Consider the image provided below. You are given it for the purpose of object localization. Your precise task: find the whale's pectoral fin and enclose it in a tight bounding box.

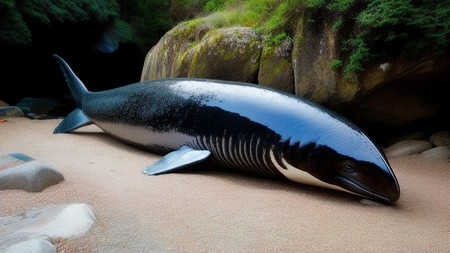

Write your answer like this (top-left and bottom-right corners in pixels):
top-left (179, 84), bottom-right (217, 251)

top-left (53, 109), bottom-right (92, 134)
top-left (143, 146), bottom-right (211, 175)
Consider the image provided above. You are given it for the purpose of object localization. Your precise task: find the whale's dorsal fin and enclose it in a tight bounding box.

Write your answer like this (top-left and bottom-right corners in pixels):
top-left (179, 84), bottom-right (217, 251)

top-left (53, 109), bottom-right (92, 133)
top-left (143, 146), bottom-right (211, 175)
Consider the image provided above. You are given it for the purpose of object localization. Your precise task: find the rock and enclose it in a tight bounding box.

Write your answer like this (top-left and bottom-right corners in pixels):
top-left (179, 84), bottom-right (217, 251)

top-left (0, 106), bottom-right (24, 117)
top-left (187, 27), bottom-right (263, 82)
top-left (142, 24), bottom-right (263, 83)
top-left (5, 238), bottom-right (56, 253)
top-left (16, 97), bottom-right (59, 115)
top-left (15, 97), bottom-right (75, 119)
top-left (384, 140), bottom-right (433, 159)
top-left (292, 15), bottom-right (354, 104)
top-left (0, 203), bottom-right (95, 252)
top-left (382, 132), bottom-right (427, 148)
top-left (141, 12), bottom-right (450, 128)
top-left (342, 81), bottom-right (442, 127)
top-left (0, 100), bottom-right (8, 107)
top-left (429, 131), bottom-right (450, 147)
top-left (141, 22), bottom-right (213, 80)
top-left (0, 153), bottom-right (64, 192)
top-left (19, 204), bottom-right (96, 238)
top-left (421, 146), bottom-right (450, 160)
top-left (258, 40), bottom-right (295, 93)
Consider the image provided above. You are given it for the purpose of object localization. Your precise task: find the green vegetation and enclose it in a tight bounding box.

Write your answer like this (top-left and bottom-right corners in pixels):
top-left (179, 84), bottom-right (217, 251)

top-left (0, 0), bottom-right (209, 50)
top-left (1, 0), bottom-right (448, 76)
top-left (199, 0), bottom-right (450, 76)
top-left (0, 0), bottom-right (121, 43)
top-left (342, 0), bottom-right (450, 76)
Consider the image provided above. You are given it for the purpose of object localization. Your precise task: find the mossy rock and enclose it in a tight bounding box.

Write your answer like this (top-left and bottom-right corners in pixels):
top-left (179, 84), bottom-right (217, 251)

top-left (141, 22), bottom-right (212, 81)
top-left (258, 40), bottom-right (294, 93)
top-left (187, 27), bottom-right (263, 83)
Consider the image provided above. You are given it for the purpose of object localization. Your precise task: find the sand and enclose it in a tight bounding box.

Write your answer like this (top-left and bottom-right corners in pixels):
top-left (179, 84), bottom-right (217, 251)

top-left (1, 117), bottom-right (449, 252)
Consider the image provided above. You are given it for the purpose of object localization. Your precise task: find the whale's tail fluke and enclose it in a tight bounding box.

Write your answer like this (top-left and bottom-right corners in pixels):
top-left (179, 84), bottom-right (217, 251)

top-left (53, 54), bottom-right (92, 134)
top-left (52, 54), bottom-right (89, 108)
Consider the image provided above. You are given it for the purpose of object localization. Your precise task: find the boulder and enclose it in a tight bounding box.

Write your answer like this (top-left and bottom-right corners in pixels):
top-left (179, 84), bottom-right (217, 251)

top-left (142, 24), bottom-right (263, 83)
top-left (186, 27), bottom-right (262, 82)
top-left (258, 40), bottom-right (295, 93)
top-left (0, 153), bottom-right (64, 192)
top-left (141, 14), bottom-right (450, 127)
top-left (141, 21), bottom-right (213, 80)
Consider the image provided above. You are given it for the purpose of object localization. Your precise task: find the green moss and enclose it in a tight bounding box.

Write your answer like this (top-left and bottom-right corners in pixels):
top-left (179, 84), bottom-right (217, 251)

top-left (330, 59), bottom-right (343, 71)
top-left (175, 19), bottom-right (204, 38)
top-left (265, 32), bottom-right (291, 47)
top-left (195, 0), bottom-right (450, 77)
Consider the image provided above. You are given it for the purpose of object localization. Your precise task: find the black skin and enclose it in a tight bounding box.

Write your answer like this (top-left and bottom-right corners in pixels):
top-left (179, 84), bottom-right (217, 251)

top-left (285, 143), bottom-right (399, 204)
top-left (53, 54), bottom-right (400, 204)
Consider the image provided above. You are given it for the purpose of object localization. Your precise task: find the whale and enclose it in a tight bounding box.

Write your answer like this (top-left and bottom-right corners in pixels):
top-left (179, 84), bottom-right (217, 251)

top-left (52, 54), bottom-right (400, 204)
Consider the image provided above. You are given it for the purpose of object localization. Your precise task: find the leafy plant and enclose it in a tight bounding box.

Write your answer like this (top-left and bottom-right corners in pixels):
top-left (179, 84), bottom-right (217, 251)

top-left (0, 0), bottom-right (121, 45)
top-left (266, 32), bottom-right (291, 47)
top-left (194, 0), bottom-right (450, 76)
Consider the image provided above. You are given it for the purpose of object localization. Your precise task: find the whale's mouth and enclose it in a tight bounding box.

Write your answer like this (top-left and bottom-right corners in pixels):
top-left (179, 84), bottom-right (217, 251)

top-left (335, 177), bottom-right (394, 204)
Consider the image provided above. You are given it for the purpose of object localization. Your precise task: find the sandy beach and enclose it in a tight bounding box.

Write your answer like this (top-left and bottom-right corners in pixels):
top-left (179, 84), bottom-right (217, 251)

top-left (1, 117), bottom-right (449, 252)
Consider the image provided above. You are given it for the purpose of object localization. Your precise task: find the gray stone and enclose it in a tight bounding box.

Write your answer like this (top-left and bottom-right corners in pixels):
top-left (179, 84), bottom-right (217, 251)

top-left (141, 12), bottom-right (450, 127)
top-left (0, 153), bottom-right (64, 192)
top-left (0, 100), bottom-right (8, 107)
top-left (0, 204), bottom-right (95, 252)
top-left (421, 146), bottom-right (450, 160)
top-left (429, 131), bottom-right (450, 147)
top-left (383, 132), bottom-right (426, 148)
top-left (384, 140), bottom-right (433, 159)
top-left (0, 106), bottom-right (24, 117)
top-left (15, 97), bottom-right (72, 119)
top-left (6, 238), bottom-right (55, 253)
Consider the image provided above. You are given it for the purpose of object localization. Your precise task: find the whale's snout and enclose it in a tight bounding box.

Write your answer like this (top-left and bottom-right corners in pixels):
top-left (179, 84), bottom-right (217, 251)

top-left (334, 159), bottom-right (400, 204)
top-left (336, 176), bottom-right (399, 204)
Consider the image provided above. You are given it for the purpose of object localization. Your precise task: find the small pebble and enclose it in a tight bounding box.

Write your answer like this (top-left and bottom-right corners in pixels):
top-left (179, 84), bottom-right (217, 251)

top-left (429, 131), bottom-right (450, 147)
top-left (421, 146), bottom-right (450, 160)
top-left (384, 140), bottom-right (432, 159)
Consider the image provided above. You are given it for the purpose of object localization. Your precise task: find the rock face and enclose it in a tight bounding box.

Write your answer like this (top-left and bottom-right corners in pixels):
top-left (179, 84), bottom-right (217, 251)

top-left (142, 24), bottom-right (262, 83)
top-left (258, 40), bottom-right (294, 93)
top-left (141, 18), bottom-right (450, 128)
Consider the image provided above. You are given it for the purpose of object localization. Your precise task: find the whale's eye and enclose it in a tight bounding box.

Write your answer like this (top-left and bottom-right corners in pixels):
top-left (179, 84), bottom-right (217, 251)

top-left (342, 160), bottom-right (357, 173)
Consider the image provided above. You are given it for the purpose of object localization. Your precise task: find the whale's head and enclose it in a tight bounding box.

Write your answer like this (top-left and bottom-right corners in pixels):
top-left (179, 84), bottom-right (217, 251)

top-left (307, 144), bottom-right (400, 204)
top-left (273, 127), bottom-right (400, 204)
top-left (330, 154), bottom-right (400, 204)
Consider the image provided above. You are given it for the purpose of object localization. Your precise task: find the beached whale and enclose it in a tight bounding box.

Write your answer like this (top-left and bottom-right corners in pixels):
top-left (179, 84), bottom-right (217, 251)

top-left (53, 54), bottom-right (400, 204)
